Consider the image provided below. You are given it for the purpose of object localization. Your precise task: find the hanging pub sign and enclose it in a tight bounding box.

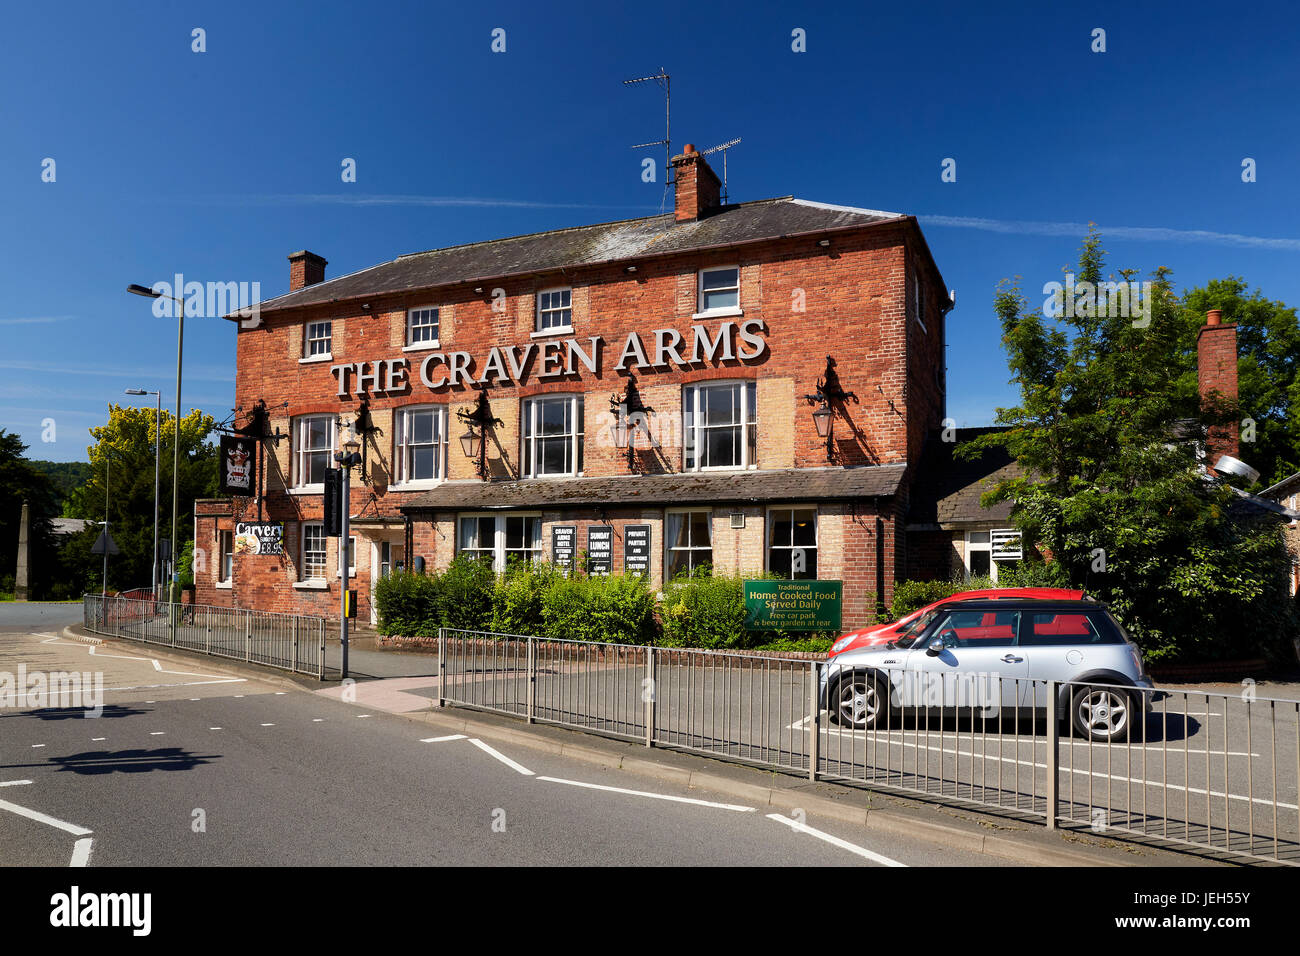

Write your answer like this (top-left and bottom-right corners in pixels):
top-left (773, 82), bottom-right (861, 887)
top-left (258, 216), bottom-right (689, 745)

top-left (219, 434), bottom-right (257, 496)
top-left (234, 522), bottom-right (284, 556)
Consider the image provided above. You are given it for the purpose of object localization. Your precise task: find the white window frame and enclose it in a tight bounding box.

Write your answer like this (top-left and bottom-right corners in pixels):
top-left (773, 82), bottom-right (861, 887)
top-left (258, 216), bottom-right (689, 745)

top-left (292, 414), bottom-right (337, 492)
top-left (456, 513), bottom-right (543, 572)
top-left (665, 509), bottom-right (714, 580)
top-left (217, 530), bottom-right (233, 586)
top-left (304, 320), bottom-right (333, 360)
top-left (393, 405), bottom-right (448, 487)
top-left (683, 380), bottom-right (758, 472)
top-left (534, 287), bottom-right (573, 335)
top-left (522, 394), bottom-right (584, 478)
top-left (300, 523), bottom-right (328, 582)
top-left (766, 507), bottom-right (818, 580)
top-left (695, 265), bottom-right (741, 318)
top-left (964, 530), bottom-right (996, 582)
top-left (405, 306), bottom-right (440, 349)
top-left (914, 272), bottom-right (927, 333)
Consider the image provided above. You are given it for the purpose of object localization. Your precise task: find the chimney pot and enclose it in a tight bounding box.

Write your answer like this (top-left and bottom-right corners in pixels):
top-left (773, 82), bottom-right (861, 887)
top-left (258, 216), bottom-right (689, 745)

top-left (1206, 309), bottom-right (1222, 326)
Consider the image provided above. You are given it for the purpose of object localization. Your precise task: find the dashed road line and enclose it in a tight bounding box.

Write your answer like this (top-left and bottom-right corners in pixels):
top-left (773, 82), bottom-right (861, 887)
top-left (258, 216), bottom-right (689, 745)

top-left (70, 838), bottom-right (93, 867)
top-left (0, 780), bottom-right (33, 788)
top-left (421, 734), bottom-right (468, 743)
top-left (537, 776), bottom-right (755, 812)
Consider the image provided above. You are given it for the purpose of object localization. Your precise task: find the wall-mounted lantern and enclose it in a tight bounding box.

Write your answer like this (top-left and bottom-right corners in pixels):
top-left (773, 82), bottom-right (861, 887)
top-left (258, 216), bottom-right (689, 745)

top-left (456, 390), bottom-right (503, 481)
top-left (803, 355), bottom-right (858, 461)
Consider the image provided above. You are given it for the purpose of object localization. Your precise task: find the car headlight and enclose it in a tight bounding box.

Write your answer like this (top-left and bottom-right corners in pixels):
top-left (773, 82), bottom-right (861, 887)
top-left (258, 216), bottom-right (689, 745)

top-left (830, 636), bottom-right (855, 654)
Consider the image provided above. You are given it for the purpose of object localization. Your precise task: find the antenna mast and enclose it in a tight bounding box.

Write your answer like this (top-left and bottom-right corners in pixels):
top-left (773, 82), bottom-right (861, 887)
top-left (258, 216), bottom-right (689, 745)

top-left (624, 68), bottom-right (672, 201)
top-left (702, 137), bottom-right (742, 205)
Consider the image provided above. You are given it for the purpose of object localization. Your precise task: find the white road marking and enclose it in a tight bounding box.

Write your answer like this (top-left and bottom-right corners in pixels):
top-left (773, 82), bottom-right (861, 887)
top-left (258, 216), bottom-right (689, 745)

top-left (765, 812), bottom-right (906, 866)
top-left (70, 837), bottom-right (93, 868)
top-left (275, 692), bottom-right (286, 695)
top-left (312, 718), bottom-right (325, 722)
top-left (260, 723), bottom-right (275, 727)
top-left (31, 744), bottom-right (45, 749)
top-left (356, 714), bottom-right (371, 718)
top-left (538, 776), bottom-right (756, 812)
top-left (209, 727), bottom-right (222, 731)
top-left (91, 738), bottom-right (105, 742)
top-left (421, 734), bottom-right (468, 743)
top-left (468, 738), bottom-right (535, 776)
top-left (0, 798), bottom-right (93, 836)
top-left (0, 780), bottom-right (33, 787)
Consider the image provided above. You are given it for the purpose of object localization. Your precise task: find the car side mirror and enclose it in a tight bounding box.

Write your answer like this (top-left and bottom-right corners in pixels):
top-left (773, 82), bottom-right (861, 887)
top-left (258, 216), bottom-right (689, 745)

top-left (925, 636), bottom-right (945, 657)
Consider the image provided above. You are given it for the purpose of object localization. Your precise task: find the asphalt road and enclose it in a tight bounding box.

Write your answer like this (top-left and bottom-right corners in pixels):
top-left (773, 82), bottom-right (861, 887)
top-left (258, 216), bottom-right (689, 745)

top-left (0, 621), bottom-right (1001, 867)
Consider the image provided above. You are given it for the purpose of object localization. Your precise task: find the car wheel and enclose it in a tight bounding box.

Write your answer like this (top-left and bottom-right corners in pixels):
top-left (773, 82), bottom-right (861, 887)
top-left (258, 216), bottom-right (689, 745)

top-left (1071, 685), bottom-right (1133, 743)
top-left (830, 672), bottom-right (888, 730)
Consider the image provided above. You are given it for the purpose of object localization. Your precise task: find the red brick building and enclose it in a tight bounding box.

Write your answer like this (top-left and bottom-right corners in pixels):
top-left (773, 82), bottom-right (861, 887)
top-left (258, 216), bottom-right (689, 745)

top-left (195, 145), bottom-right (952, 629)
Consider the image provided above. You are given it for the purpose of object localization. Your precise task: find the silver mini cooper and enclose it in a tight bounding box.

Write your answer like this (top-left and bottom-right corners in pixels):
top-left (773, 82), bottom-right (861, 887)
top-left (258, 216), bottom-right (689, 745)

top-left (820, 599), bottom-right (1155, 742)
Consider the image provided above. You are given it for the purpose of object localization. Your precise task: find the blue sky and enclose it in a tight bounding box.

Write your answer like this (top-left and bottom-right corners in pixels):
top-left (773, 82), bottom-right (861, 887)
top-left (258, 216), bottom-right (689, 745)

top-left (2, 0), bottom-right (1297, 462)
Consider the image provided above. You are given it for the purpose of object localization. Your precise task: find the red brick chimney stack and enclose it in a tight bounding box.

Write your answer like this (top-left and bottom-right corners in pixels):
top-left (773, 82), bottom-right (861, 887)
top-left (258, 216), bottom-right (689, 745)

top-left (1198, 308), bottom-right (1239, 464)
top-left (671, 144), bottom-right (722, 222)
top-left (288, 250), bottom-right (328, 291)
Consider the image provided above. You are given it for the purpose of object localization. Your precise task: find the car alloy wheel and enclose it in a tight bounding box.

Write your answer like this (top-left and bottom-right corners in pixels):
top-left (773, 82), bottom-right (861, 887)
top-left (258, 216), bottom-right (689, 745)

top-left (834, 673), bottom-right (882, 730)
top-left (1073, 686), bottom-right (1131, 742)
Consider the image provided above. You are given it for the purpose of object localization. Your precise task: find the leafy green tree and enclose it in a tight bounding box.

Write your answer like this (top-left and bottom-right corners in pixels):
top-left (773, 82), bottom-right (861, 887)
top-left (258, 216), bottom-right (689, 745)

top-left (62, 405), bottom-right (218, 593)
top-left (964, 230), bottom-right (1298, 663)
top-left (25, 460), bottom-right (92, 514)
top-left (0, 430), bottom-right (62, 596)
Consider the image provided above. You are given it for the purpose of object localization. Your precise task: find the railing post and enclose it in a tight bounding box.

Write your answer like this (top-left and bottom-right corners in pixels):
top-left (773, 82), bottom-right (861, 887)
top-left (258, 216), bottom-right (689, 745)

top-left (526, 636), bottom-right (536, 724)
top-left (318, 618), bottom-right (325, 680)
top-left (1046, 680), bottom-right (1059, 829)
top-left (292, 617), bottom-right (299, 673)
top-left (245, 610), bottom-right (252, 662)
top-left (437, 626), bottom-right (446, 708)
top-left (168, 594), bottom-right (176, 646)
top-left (808, 659), bottom-right (820, 782)
top-left (645, 646), bottom-right (656, 749)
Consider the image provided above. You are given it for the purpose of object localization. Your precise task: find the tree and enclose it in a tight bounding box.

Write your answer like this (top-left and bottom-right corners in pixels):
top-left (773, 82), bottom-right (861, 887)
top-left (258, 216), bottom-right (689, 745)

top-left (964, 229), bottom-right (1299, 663)
top-left (62, 405), bottom-right (219, 593)
top-left (0, 430), bottom-right (62, 596)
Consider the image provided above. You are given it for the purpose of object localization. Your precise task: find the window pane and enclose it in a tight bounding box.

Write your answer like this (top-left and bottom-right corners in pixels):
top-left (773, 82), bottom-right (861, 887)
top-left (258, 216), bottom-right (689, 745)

top-left (969, 550), bottom-right (991, 577)
top-left (689, 512), bottom-right (711, 546)
top-left (411, 446), bottom-right (435, 480)
top-left (769, 510), bottom-right (793, 547)
top-left (703, 288), bottom-right (738, 311)
top-left (792, 510), bottom-right (816, 547)
top-left (701, 268), bottom-right (738, 291)
top-left (704, 385), bottom-right (739, 424)
top-left (968, 531), bottom-right (991, 545)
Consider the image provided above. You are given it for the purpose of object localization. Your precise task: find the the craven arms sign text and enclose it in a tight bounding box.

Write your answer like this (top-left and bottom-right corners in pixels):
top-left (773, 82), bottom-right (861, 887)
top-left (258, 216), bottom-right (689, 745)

top-left (330, 318), bottom-right (768, 396)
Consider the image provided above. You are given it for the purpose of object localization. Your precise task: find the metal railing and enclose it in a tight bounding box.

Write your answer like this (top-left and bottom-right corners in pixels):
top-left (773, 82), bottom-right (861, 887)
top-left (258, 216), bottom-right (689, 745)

top-left (83, 594), bottom-right (328, 679)
top-left (437, 630), bottom-right (1300, 865)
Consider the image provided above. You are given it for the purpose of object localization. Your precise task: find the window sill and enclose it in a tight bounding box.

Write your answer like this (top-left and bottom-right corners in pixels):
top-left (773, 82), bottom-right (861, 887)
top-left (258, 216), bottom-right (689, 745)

top-left (390, 480), bottom-right (445, 491)
top-left (293, 580), bottom-right (329, 590)
top-left (530, 327), bottom-right (574, 339)
top-left (289, 486), bottom-right (324, 495)
top-left (402, 341), bottom-right (441, 352)
top-left (215, 581), bottom-right (233, 590)
top-left (299, 354), bottom-right (334, 365)
top-left (691, 307), bottom-right (743, 321)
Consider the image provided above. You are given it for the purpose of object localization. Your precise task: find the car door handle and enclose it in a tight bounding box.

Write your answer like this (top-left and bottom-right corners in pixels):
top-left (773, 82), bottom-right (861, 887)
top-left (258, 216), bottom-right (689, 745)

top-left (1001, 654), bottom-right (1024, 664)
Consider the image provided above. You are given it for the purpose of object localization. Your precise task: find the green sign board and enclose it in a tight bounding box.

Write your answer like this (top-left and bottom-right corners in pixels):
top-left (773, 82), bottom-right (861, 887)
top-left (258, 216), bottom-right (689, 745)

top-left (743, 580), bottom-right (843, 632)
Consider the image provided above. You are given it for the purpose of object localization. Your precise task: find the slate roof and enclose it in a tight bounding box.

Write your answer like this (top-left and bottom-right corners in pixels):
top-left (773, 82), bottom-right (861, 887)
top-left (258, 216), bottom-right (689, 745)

top-left (398, 464), bottom-right (907, 513)
top-left (906, 428), bottom-right (1021, 528)
top-left (232, 198), bottom-right (910, 319)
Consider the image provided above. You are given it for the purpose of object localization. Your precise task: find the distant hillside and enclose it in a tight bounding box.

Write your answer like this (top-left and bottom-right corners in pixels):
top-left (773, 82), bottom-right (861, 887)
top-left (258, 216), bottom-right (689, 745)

top-left (29, 460), bottom-right (92, 509)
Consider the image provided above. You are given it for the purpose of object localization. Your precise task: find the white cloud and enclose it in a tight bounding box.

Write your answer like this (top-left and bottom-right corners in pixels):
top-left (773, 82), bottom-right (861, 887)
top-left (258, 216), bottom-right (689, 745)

top-left (919, 215), bottom-right (1300, 251)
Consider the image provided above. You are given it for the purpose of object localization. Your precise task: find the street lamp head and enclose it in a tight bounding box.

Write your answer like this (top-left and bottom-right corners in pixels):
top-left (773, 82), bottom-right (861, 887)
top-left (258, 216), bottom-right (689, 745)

top-left (127, 283), bottom-right (162, 299)
top-left (124, 388), bottom-right (148, 395)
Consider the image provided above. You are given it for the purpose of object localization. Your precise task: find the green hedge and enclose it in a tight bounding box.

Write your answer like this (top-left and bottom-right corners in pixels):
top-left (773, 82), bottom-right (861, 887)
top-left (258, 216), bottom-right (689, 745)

top-left (541, 572), bottom-right (656, 644)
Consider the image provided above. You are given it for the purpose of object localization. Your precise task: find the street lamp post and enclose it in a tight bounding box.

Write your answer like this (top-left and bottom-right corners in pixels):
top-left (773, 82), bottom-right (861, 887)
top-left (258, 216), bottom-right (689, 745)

top-left (125, 387), bottom-right (161, 599)
top-left (127, 284), bottom-right (184, 602)
top-left (335, 435), bottom-right (363, 680)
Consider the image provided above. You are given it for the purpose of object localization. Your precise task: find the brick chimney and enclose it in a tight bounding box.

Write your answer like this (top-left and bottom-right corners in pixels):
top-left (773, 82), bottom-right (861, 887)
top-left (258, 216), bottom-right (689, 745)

top-left (671, 144), bottom-right (722, 222)
top-left (1198, 308), bottom-right (1240, 464)
top-left (288, 250), bottom-right (328, 291)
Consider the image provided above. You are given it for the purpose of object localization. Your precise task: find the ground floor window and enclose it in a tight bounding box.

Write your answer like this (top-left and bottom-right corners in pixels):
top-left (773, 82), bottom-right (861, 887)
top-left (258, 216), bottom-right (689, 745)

top-left (768, 507), bottom-right (817, 579)
top-left (218, 531), bottom-right (233, 583)
top-left (457, 513), bottom-right (542, 571)
top-left (301, 524), bottom-right (327, 581)
top-left (379, 540), bottom-right (405, 578)
top-left (963, 529), bottom-right (1022, 582)
top-left (665, 510), bottom-right (713, 579)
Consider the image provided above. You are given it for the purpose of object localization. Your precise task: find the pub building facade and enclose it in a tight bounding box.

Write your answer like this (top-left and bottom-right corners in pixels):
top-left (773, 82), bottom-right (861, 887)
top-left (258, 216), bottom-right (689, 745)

top-left (195, 145), bottom-right (955, 630)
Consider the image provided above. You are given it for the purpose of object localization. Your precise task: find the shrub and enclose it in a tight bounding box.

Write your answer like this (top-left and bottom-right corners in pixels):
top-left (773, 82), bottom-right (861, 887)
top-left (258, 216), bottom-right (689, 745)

top-left (374, 568), bottom-right (441, 637)
top-left (659, 574), bottom-right (748, 649)
top-left (753, 636), bottom-right (834, 653)
top-left (996, 559), bottom-right (1067, 589)
top-left (438, 554), bottom-right (496, 632)
top-left (889, 579), bottom-right (959, 619)
top-left (542, 573), bottom-right (656, 645)
top-left (492, 560), bottom-right (562, 636)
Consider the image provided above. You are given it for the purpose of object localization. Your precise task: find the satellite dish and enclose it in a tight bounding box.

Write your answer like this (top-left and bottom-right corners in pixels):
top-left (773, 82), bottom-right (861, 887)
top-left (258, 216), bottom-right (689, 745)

top-left (1213, 455), bottom-right (1261, 484)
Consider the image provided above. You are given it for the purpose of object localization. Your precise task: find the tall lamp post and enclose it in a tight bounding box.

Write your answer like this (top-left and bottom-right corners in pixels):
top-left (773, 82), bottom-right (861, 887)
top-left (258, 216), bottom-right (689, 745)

top-left (335, 435), bottom-right (362, 679)
top-left (127, 284), bottom-right (184, 600)
top-left (125, 387), bottom-right (162, 599)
